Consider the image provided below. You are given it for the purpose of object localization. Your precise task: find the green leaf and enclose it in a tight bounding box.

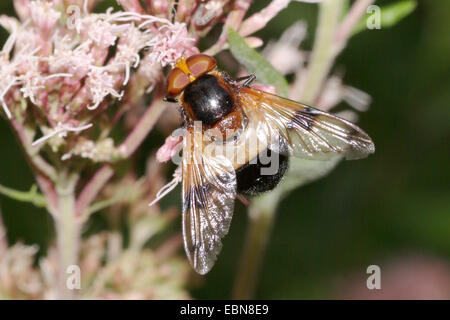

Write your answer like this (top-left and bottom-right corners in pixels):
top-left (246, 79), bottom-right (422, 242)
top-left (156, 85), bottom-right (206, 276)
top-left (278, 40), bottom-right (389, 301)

top-left (353, 0), bottom-right (417, 35)
top-left (228, 28), bottom-right (289, 96)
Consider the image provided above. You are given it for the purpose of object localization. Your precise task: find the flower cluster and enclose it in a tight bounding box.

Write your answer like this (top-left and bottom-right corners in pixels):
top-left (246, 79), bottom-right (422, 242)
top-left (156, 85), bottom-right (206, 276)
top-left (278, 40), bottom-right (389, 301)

top-left (0, 1), bottom-right (196, 153)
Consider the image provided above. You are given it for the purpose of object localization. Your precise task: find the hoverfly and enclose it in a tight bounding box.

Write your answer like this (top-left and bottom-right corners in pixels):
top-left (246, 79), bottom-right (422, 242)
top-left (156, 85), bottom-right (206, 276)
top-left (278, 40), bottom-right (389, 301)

top-left (163, 53), bottom-right (375, 274)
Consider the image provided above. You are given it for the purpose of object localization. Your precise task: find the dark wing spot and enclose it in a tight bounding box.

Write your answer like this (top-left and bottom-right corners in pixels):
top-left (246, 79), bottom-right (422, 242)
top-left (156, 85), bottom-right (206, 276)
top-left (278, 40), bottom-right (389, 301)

top-left (347, 126), bottom-right (360, 138)
top-left (184, 184), bottom-right (211, 212)
top-left (184, 235), bottom-right (196, 254)
top-left (287, 108), bottom-right (319, 131)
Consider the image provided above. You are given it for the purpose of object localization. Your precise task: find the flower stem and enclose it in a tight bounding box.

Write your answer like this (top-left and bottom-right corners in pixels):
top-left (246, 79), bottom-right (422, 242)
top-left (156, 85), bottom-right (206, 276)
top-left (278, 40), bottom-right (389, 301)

top-left (334, 0), bottom-right (375, 51)
top-left (119, 96), bottom-right (166, 158)
top-left (204, 0), bottom-right (252, 56)
top-left (233, 190), bottom-right (280, 299)
top-left (0, 184), bottom-right (46, 207)
top-left (300, 0), bottom-right (344, 104)
top-left (55, 172), bottom-right (79, 299)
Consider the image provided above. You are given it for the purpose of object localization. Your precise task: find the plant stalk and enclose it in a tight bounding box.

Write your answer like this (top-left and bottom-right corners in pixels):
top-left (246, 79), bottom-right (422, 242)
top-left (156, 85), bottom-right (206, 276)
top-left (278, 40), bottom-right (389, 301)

top-left (233, 190), bottom-right (281, 299)
top-left (300, 0), bottom-right (343, 104)
top-left (55, 173), bottom-right (79, 299)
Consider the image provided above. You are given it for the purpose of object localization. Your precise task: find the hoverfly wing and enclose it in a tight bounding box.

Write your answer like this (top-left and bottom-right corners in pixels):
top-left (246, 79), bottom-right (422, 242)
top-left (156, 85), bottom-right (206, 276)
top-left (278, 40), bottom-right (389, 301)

top-left (239, 88), bottom-right (375, 160)
top-left (181, 128), bottom-right (236, 275)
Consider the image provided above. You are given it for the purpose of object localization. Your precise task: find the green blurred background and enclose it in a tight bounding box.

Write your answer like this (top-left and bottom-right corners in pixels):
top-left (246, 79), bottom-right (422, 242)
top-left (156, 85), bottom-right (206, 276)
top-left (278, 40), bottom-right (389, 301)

top-left (0, 0), bottom-right (449, 299)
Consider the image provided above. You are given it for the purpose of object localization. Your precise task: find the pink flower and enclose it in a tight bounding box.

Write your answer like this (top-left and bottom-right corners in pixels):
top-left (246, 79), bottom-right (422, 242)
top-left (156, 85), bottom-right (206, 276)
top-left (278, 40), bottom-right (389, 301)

top-left (114, 26), bottom-right (150, 84)
top-left (31, 121), bottom-right (93, 146)
top-left (29, 0), bottom-right (61, 39)
top-left (48, 37), bottom-right (94, 79)
top-left (86, 67), bottom-right (123, 110)
top-left (86, 18), bottom-right (120, 48)
top-left (144, 22), bottom-right (196, 67)
top-left (156, 135), bottom-right (183, 163)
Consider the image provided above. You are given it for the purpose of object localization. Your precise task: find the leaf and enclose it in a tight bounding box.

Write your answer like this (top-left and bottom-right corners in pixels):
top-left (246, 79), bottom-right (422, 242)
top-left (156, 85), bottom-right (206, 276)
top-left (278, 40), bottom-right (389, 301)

top-left (228, 28), bottom-right (289, 96)
top-left (352, 0), bottom-right (417, 35)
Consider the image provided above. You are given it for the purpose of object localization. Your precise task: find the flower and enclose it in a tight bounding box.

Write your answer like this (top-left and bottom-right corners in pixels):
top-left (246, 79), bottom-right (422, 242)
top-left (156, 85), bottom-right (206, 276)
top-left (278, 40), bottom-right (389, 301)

top-left (29, 0), bottom-right (61, 38)
top-left (144, 22), bottom-right (196, 67)
top-left (0, 2), bottom-right (196, 142)
top-left (31, 122), bottom-right (92, 151)
top-left (86, 66), bottom-right (124, 110)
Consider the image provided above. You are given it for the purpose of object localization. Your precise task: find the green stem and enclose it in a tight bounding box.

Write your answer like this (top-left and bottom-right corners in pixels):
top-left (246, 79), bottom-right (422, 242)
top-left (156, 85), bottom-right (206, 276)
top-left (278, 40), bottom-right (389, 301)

top-left (0, 184), bottom-right (46, 207)
top-left (300, 0), bottom-right (343, 104)
top-left (55, 172), bottom-right (79, 299)
top-left (232, 190), bottom-right (281, 299)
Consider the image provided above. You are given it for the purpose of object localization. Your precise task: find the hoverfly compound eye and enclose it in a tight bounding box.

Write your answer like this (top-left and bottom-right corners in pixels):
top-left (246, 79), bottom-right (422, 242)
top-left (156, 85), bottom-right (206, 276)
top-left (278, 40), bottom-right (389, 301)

top-left (167, 67), bottom-right (190, 97)
top-left (186, 54), bottom-right (217, 77)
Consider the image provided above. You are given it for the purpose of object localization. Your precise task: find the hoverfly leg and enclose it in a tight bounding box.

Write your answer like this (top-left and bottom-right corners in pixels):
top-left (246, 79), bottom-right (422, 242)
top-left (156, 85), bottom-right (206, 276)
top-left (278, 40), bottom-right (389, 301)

top-left (235, 74), bottom-right (256, 87)
top-left (164, 96), bottom-right (178, 103)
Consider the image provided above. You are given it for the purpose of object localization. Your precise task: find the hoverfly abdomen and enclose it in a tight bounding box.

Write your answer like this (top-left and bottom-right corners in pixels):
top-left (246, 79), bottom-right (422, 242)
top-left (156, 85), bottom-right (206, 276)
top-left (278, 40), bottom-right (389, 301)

top-left (183, 74), bottom-right (235, 126)
top-left (236, 148), bottom-right (289, 196)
